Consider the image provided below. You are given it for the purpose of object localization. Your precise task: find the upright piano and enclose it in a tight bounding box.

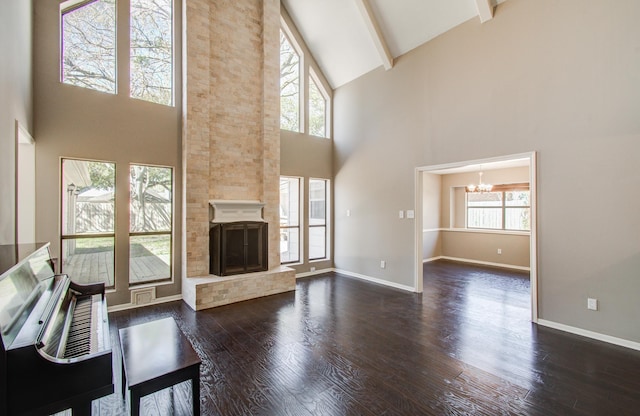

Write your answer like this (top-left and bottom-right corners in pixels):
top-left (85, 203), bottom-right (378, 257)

top-left (0, 243), bottom-right (113, 416)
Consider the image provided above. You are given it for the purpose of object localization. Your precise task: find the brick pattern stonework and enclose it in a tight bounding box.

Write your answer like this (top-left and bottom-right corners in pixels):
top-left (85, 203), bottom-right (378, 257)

top-left (183, 0), bottom-right (211, 278)
top-left (183, 0), bottom-right (292, 309)
top-left (182, 266), bottom-right (296, 311)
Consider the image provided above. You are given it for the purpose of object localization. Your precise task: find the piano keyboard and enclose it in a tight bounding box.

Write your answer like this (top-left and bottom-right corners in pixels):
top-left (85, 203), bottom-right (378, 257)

top-left (63, 296), bottom-right (92, 358)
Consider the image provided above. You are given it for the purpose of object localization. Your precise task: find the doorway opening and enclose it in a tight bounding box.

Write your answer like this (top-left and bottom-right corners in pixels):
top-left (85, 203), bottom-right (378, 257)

top-left (414, 152), bottom-right (538, 322)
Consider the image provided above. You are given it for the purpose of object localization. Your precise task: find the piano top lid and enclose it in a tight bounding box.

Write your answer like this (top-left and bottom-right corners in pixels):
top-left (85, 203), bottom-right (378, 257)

top-left (0, 242), bottom-right (50, 277)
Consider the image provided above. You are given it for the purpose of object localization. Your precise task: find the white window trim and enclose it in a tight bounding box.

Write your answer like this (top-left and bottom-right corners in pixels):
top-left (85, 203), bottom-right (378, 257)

top-left (466, 190), bottom-right (531, 232)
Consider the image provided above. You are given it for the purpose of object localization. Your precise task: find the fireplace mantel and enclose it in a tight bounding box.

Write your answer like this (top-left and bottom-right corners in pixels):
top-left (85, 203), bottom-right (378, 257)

top-left (209, 200), bottom-right (265, 223)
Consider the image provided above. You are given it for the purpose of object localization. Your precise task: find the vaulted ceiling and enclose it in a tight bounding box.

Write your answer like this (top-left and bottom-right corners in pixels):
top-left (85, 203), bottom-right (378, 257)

top-left (281, 0), bottom-right (507, 89)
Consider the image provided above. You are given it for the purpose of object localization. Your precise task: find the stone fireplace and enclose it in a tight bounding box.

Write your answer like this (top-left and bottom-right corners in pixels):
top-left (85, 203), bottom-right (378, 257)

top-left (209, 200), bottom-right (268, 276)
top-left (181, 0), bottom-right (295, 311)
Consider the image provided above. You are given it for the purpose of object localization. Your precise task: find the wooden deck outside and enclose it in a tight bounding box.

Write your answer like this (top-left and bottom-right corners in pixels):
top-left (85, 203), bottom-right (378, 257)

top-left (63, 251), bottom-right (169, 286)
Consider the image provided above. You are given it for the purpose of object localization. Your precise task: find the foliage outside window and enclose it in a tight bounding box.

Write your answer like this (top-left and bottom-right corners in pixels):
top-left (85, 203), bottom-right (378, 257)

top-left (280, 30), bottom-right (300, 132)
top-left (60, 0), bottom-right (175, 106)
top-left (61, 159), bottom-right (116, 287)
top-left (279, 177), bottom-right (301, 264)
top-left (129, 165), bottom-right (173, 284)
top-left (61, 0), bottom-right (116, 94)
top-left (467, 187), bottom-right (530, 231)
top-left (130, 0), bottom-right (174, 105)
top-left (309, 178), bottom-right (328, 260)
top-left (308, 73), bottom-right (327, 137)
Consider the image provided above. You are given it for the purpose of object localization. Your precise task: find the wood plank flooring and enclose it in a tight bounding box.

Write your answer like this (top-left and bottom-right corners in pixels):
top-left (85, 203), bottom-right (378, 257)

top-left (84, 260), bottom-right (640, 415)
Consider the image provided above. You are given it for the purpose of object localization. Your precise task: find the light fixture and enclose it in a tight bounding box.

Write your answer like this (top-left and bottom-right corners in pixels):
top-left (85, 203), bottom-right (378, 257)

top-left (466, 171), bottom-right (493, 193)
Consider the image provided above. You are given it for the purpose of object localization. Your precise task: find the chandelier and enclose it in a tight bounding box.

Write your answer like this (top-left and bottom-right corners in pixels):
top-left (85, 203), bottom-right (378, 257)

top-left (466, 171), bottom-right (493, 193)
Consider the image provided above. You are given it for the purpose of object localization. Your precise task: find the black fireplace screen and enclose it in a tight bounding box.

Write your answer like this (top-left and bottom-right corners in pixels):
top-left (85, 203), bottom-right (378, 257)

top-left (209, 221), bottom-right (268, 276)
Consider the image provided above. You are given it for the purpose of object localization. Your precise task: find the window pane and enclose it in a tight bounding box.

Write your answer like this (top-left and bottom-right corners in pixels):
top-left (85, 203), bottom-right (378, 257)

top-left (279, 177), bottom-right (299, 227)
top-left (62, 237), bottom-right (114, 286)
top-left (62, 159), bottom-right (115, 235)
top-left (467, 192), bottom-right (502, 207)
top-left (130, 0), bottom-right (173, 105)
top-left (280, 228), bottom-right (299, 263)
top-left (505, 207), bottom-right (531, 231)
top-left (505, 191), bottom-right (530, 206)
top-left (130, 165), bottom-right (173, 232)
top-left (468, 208), bottom-right (502, 229)
top-left (62, 0), bottom-right (116, 94)
top-left (280, 30), bottom-right (300, 132)
top-left (130, 234), bottom-right (171, 283)
top-left (309, 226), bottom-right (326, 260)
top-left (309, 179), bottom-right (326, 225)
top-left (309, 76), bottom-right (326, 137)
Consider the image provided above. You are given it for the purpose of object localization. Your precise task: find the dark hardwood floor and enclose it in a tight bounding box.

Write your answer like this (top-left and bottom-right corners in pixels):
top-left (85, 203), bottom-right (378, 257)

top-left (87, 260), bottom-right (640, 415)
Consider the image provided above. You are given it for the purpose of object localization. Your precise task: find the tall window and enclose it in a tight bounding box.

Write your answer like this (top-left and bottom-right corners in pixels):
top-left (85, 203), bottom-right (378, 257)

top-left (280, 18), bottom-right (332, 137)
top-left (309, 178), bottom-right (328, 260)
top-left (60, 0), bottom-right (175, 106)
top-left (308, 72), bottom-right (327, 137)
top-left (61, 0), bottom-right (116, 94)
top-left (279, 177), bottom-right (301, 264)
top-left (129, 165), bottom-right (173, 284)
top-left (61, 159), bottom-right (116, 287)
top-left (467, 185), bottom-right (530, 231)
top-left (130, 0), bottom-right (174, 105)
top-left (280, 29), bottom-right (300, 132)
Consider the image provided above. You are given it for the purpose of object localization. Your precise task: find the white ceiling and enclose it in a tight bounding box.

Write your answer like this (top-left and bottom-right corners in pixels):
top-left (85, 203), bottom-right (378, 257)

top-left (281, 0), bottom-right (506, 89)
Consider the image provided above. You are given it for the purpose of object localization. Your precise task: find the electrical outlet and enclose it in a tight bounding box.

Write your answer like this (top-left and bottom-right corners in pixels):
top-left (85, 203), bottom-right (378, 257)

top-left (310, 266), bottom-right (316, 272)
top-left (587, 298), bottom-right (598, 311)
top-left (380, 260), bottom-right (386, 269)
top-left (497, 248), bottom-right (502, 255)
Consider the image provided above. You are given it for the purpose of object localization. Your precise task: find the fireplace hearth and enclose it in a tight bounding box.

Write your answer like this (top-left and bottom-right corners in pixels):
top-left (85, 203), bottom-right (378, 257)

top-left (183, 199), bottom-right (295, 311)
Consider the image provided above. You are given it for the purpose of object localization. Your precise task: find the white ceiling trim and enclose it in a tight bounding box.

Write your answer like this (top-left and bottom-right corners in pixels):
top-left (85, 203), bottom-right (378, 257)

top-left (474, 0), bottom-right (494, 23)
top-left (353, 0), bottom-right (394, 70)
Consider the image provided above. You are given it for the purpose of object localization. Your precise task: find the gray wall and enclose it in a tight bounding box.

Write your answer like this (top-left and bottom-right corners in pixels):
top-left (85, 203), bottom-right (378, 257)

top-left (334, 0), bottom-right (640, 342)
top-left (0, 0), bottom-right (32, 245)
top-left (33, 0), bottom-right (183, 306)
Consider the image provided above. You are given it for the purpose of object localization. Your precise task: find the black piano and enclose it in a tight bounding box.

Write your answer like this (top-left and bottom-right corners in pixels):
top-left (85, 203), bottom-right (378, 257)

top-left (0, 243), bottom-right (113, 416)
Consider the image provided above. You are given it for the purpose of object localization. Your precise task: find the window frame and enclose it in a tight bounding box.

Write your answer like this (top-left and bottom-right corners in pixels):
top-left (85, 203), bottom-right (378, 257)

top-left (279, 23), bottom-right (303, 133)
top-left (60, 0), bottom-right (117, 95)
top-left (129, 0), bottom-right (175, 106)
top-left (128, 163), bottom-right (174, 285)
top-left (279, 176), bottom-right (302, 265)
top-left (280, 14), bottom-right (332, 139)
top-left (308, 68), bottom-right (330, 138)
top-left (308, 178), bottom-right (329, 261)
top-left (59, 0), bottom-right (177, 107)
top-left (60, 157), bottom-right (116, 288)
top-left (466, 184), bottom-right (530, 232)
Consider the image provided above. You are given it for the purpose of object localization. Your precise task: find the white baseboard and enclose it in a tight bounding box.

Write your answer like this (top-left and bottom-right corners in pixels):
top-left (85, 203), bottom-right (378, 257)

top-left (108, 294), bottom-right (183, 313)
top-left (296, 268), bottom-right (333, 278)
top-left (333, 268), bottom-right (416, 292)
top-left (427, 256), bottom-right (530, 272)
top-left (537, 319), bottom-right (640, 352)
top-left (423, 256), bottom-right (444, 263)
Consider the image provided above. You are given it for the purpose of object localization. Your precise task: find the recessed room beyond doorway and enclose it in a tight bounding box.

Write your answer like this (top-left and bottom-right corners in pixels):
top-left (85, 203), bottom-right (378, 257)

top-left (415, 152), bottom-right (537, 322)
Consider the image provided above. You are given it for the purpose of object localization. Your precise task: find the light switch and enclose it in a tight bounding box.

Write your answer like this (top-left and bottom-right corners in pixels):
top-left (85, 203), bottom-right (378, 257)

top-left (346, 209), bottom-right (351, 217)
top-left (398, 210), bottom-right (404, 219)
top-left (406, 210), bottom-right (415, 219)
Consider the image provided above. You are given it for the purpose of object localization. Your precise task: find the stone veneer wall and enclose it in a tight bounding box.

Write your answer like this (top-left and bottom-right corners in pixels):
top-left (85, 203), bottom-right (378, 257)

top-left (183, 0), bottom-right (282, 278)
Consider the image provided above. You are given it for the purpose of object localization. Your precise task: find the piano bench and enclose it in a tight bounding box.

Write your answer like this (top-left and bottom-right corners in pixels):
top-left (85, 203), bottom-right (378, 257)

top-left (118, 317), bottom-right (201, 416)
